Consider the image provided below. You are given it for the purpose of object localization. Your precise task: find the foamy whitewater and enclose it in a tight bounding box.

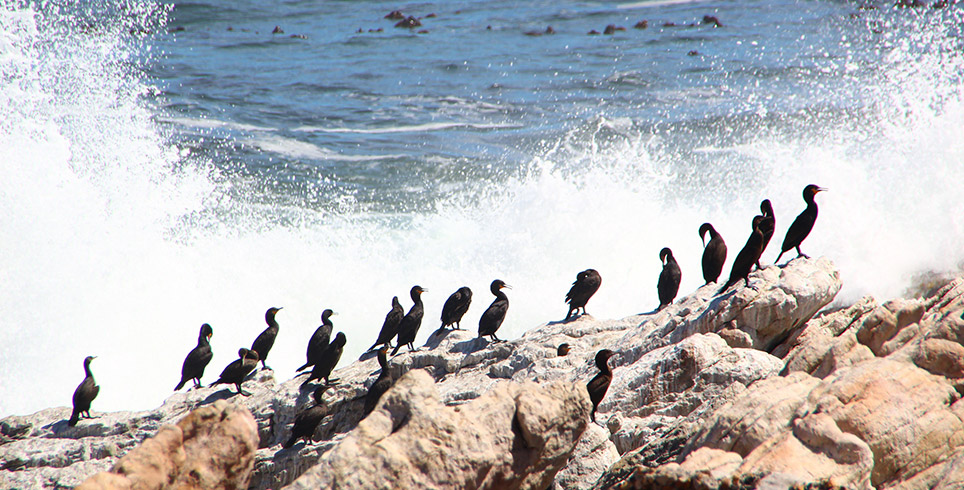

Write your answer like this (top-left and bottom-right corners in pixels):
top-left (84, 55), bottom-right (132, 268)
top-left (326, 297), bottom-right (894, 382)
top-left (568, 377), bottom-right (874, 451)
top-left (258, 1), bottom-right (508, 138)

top-left (1, 0), bottom-right (962, 417)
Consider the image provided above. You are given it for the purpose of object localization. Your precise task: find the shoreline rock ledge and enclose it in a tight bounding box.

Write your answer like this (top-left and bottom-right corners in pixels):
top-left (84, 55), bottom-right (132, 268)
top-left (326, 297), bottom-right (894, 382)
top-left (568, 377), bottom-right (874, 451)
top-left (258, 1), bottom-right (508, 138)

top-left (6, 257), bottom-right (964, 489)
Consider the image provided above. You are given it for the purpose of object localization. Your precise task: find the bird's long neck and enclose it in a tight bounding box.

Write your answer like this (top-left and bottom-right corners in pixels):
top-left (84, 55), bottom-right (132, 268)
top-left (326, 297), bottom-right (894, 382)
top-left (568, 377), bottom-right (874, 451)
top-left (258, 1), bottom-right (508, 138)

top-left (84, 361), bottom-right (94, 380)
top-left (198, 332), bottom-right (209, 347)
top-left (805, 195), bottom-right (818, 216)
top-left (377, 351), bottom-right (388, 370)
top-left (495, 290), bottom-right (508, 302)
top-left (596, 359), bottom-right (611, 376)
top-left (267, 314), bottom-right (279, 329)
top-left (412, 294), bottom-right (423, 308)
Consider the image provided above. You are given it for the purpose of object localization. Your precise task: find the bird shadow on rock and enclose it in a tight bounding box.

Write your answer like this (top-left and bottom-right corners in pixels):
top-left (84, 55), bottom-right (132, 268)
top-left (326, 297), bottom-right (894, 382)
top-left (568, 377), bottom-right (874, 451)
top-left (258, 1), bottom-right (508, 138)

top-left (425, 327), bottom-right (460, 347)
top-left (452, 336), bottom-right (495, 354)
top-left (547, 313), bottom-right (596, 326)
top-left (201, 389), bottom-right (241, 405)
top-left (357, 349), bottom-right (379, 362)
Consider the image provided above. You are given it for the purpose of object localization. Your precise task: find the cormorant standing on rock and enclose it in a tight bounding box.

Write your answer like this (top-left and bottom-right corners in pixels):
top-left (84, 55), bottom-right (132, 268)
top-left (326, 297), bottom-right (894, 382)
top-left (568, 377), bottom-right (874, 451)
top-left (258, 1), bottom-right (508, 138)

top-left (718, 216), bottom-right (765, 294)
top-left (756, 199), bottom-right (775, 269)
top-left (565, 269), bottom-right (601, 321)
top-left (251, 307), bottom-right (282, 370)
top-left (391, 286), bottom-right (427, 355)
top-left (440, 287), bottom-right (473, 330)
top-left (210, 348), bottom-right (259, 396)
top-left (586, 349), bottom-right (614, 423)
top-left (297, 309), bottom-right (334, 372)
top-left (364, 346), bottom-right (394, 415)
top-left (302, 332), bottom-right (346, 387)
top-left (657, 248), bottom-right (681, 310)
top-left (370, 296), bottom-right (404, 351)
top-left (69, 356), bottom-right (99, 426)
top-left (775, 185), bottom-right (826, 264)
top-left (557, 343), bottom-right (571, 356)
top-left (479, 279), bottom-right (510, 342)
top-left (175, 324), bottom-right (213, 391)
top-left (699, 224), bottom-right (727, 284)
top-left (283, 385), bottom-right (330, 449)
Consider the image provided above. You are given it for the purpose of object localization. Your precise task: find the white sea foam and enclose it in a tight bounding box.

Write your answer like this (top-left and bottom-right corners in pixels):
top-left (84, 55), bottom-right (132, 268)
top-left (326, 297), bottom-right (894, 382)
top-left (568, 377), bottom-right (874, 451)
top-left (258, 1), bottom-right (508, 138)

top-left (293, 121), bottom-right (520, 134)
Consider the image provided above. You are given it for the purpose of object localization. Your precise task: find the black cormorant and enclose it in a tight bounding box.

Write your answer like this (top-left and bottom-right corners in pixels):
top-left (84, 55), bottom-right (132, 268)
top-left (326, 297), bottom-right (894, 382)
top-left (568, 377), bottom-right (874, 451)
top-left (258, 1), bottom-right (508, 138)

top-left (557, 343), bottom-right (570, 356)
top-left (364, 346), bottom-right (394, 415)
top-left (210, 348), bottom-right (260, 396)
top-left (175, 323), bottom-right (213, 391)
top-left (283, 385), bottom-right (330, 449)
top-left (775, 185), bottom-right (826, 264)
top-left (718, 216), bottom-right (765, 294)
top-left (250, 307), bottom-right (282, 370)
top-left (369, 296), bottom-right (404, 351)
top-left (479, 279), bottom-right (510, 342)
top-left (391, 286), bottom-right (427, 355)
top-left (297, 309), bottom-right (334, 372)
top-left (756, 199), bottom-right (775, 269)
top-left (565, 269), bottom-right (602, 321)
top-left (657, 248), bottom-right (681, 310)
top-left (699, 223), bottom-right (727, 284)
top-left (440, 287), bottom-right (473, 330)
top-left (68, 356), bottom-right (99, 426)
top-left (302, 332), bottom-right (346, 387)
top-left (586, 349), bottom-right (614, 423)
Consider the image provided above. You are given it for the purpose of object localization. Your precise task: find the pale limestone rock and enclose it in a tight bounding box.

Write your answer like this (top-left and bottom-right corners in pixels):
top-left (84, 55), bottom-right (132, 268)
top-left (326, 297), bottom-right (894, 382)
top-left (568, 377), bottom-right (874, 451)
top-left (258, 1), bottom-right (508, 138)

top-left (552, 424), bottom-right (619, 490)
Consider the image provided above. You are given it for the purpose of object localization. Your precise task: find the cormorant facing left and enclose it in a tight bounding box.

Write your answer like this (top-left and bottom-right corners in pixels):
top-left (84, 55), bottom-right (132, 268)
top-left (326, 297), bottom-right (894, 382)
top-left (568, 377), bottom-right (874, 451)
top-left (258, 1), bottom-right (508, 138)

top-left (775, 185), bottom-right (826, 264)
top-left (586, 349), bottom-right (614, 423)
top-left (756, 199), bottom-right (775, 269)
top-left (657, 248), bottom-right (681, 310)
top-left (210, 348), bottom-right (259, 396)
top-left (718, 216), bottom-right (766, 294)
top-left (297, 309), bottom-right (335, 372)
top-left (364, 346), bottom-right (394, 415)
top-left (283, 384), bottom-right (330, 449)
top-left (440, 287), bottom-right (473, 330)
top-left (69, 356), bottom-right (99, 426)
top-left (699, 223), bottom-right (727, 284)
top-left (391, 286), bottom-right (427, 356)
top-left (251, 307), bottom-right (282, 370)
top-left (479, 279), bottom-right (510, 342)
top-left (302, 332), bottom-right (346, 387)
top-left (175, 323), bottom-right (214, 391)
top-left (565, 269), bottom-right (601, 321)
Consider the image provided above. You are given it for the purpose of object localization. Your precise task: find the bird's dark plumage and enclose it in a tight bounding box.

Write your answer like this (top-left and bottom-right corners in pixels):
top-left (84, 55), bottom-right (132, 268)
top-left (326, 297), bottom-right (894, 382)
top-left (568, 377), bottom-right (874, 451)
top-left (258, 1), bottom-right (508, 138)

top-left (210, 348), bottom-right (260, 396)
top-left (370, 296), bottom-right (404, 351)
top-left (479, 280), bottom-right (510, 342)
top-left (364, 346), bottom-right (394, 415)
top-left (175, 324), bottom-right (214, 391)
top-left (657, 248), bottom-right (682, 310)
top-left (391, 286), bottom-right (426, 355)
top-left (586, 349), bottom-right (614, 423)
top-left (302, 332), bottom-right (346, 387)
top-left (756, 199), bottom-right (775, 269)
top-left (565, 269), bottom-right (602, 321)
top-left (297, 309), bottom-right (334, 372)
top-left (251, 307), bottom-right (282, 370)
top-left (557, 343), bottom-right (570, 356)
top-left (699, 224), bottom-right (727, 285)
top-left (718, 216), bottom-right (766, 294)
top-left (440, 287), bottom-right (473, 330)
top-left (69, 356), bottom-right (99, 427)
top-left (283, 385), bottom-right (330, 449)
top-left (775, 185), bottom-right (826, 264)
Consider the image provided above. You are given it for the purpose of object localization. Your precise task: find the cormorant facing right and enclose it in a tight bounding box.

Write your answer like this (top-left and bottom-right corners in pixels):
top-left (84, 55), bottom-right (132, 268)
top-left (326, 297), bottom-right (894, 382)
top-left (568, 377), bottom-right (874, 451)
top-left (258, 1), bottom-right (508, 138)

top-left (364, 346), bottom-right (394, 415)
top-left (565, 269), bottom-right (602, 321)
top-left (283, 384), bottom-right (330, 449)
top-left (369, 296), bottom-right (404, 351)
top-left (175, 323), bottom-right (214, 391)
top-left (756, 199), bottom-right (776, 269)
top-left (69, 356), bottom-right (99, 427)
top-left (302, 332), bottom-right (346, 387)
top-left (657, 248), bottom-right (682, 310)
top-left (440, 287), bottom-right (473, 330)
top-left (297, 309), bottom-right (335, 372)
top-left (479, 279), bottom-right (510, 342)
top-left (391, 286), bottom-right (427, 356)
top-left (210, 348), bottom-right (259, 396)
top-left (699, 223), bottom-right (727, 284)
top-left (718, 216), bottom-right (765, 294)
top-left (775, 185), bottom-right (826, 264)
top-left (586, 349), bottom-right (614, 423)
top-left (557, 343), bottom-right (571, 356)
top-left (250, 307), bottom-right (282, 370)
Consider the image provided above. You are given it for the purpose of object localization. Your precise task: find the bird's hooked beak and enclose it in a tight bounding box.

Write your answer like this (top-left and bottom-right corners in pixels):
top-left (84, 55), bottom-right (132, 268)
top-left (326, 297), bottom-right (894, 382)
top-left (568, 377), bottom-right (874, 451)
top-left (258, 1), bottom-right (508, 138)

top-left (502, 284), bottom-right (512, 290)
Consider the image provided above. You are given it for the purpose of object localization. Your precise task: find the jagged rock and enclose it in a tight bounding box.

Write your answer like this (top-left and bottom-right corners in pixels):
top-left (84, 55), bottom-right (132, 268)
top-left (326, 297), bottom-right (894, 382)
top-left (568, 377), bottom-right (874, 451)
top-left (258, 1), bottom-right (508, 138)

top-left (284, 369), bottom-right (589, 489)
top-left (552, 424), bottom-right (619, 490)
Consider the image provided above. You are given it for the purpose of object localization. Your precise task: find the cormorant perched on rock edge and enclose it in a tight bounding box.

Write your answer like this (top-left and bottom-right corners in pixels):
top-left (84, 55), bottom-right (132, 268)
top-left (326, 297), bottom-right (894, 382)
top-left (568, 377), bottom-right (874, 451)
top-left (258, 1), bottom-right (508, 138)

top-left (251, 307), bottom-right (282, 370)
top-left (302, 332), bottom-right (346, 387)
top-left (210, 348), bottom-right (259, 396)
top-left (775, 185), bottom-right (826, 264)
top-left (756, 199), bottom-right (775, 269)
top-left (565, 269), bottom-right (601, 321)
top-left (479, 280), bottom-right (510, 342)
top-left (175, 323), bottom-right (213, 391)
top-left (586, 349), bottom-right (614, 423)
top-left (440, 287), bottom-right (473, 330)
top-left (369, 296), bottom-right (404, 351)
top-left (364, 346), bottom-right (394, 415)
top-left (699, 223), bottom-right (727, 284)
top-left (718, 216), bottom-right (766, 294)
top-left (69, 356), bottom-right (99, 427)
top-left (283, 384), bottom-right (330, 449)
top-left (297, 309), bottom-right (334, 372)
top-left (391, 286), bottom-right (427, 356)
top-left (657, 248), bottom-right (681, 310)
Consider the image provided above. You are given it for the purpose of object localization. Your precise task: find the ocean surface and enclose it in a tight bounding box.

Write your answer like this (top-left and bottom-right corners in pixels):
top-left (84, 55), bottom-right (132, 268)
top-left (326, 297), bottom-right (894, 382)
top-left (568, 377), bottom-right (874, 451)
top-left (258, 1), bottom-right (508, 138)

top-left (2, 0), bottom-right (963, 417)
